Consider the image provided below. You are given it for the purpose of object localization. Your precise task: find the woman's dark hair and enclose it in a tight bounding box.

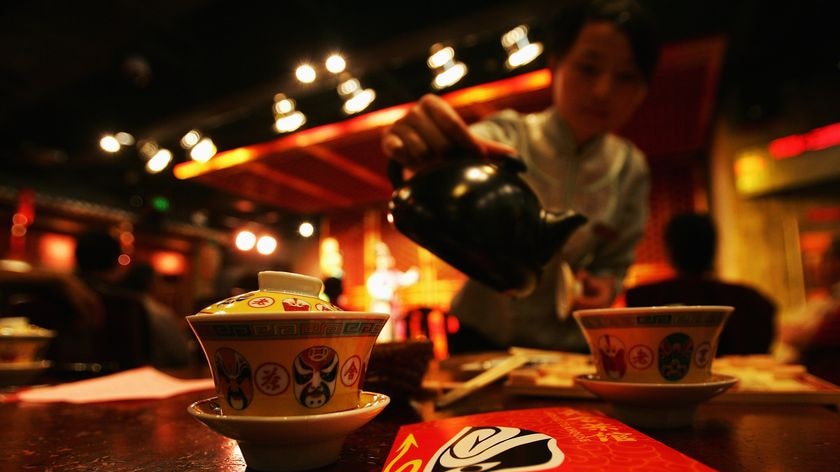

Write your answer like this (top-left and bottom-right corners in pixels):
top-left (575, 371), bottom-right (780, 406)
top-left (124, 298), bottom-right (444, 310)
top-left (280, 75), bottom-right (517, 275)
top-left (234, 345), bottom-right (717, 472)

top-left (665, 213), bottom-right (717, 275)
top-left (545, 0), bottom-right (661, 82)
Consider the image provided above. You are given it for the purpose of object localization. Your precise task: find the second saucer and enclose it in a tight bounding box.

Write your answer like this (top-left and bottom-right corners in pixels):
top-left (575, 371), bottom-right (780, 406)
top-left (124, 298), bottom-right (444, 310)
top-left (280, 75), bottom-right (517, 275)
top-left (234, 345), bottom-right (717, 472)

top-left (575, 373), bottom-right (738, 429)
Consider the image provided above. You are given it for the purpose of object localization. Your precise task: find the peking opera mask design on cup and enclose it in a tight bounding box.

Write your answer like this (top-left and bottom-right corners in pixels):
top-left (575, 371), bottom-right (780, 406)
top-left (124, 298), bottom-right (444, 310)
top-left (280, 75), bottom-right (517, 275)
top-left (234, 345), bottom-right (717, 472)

top-left (215, 347), bottom-right (253, 410)
top-left (293, 345), bottom-right (339, 408)
top-left (597, 334), bottom-right (626, 380)
top-left (658, 332), bottom-right (694, 381)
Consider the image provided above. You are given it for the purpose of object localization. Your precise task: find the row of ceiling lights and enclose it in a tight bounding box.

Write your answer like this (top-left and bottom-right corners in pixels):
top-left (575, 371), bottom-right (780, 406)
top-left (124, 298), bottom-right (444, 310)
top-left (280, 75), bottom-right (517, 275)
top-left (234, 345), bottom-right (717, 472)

top-left (97, 24), bottom-right (543, 175)
top-left (233, 221), bottom-right (315, 256)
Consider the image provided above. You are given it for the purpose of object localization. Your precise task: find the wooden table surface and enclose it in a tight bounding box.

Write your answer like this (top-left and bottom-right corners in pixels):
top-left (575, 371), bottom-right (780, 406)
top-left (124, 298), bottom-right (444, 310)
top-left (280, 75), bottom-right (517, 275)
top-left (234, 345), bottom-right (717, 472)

top-left (2, 359), bottom-right (839, 471)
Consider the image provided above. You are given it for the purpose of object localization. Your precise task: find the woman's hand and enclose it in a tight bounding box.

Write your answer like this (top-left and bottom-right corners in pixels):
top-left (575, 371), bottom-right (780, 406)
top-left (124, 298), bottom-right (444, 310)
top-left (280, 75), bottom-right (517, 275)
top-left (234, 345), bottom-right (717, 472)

top-left (382, 94), bottom-right (516, 170)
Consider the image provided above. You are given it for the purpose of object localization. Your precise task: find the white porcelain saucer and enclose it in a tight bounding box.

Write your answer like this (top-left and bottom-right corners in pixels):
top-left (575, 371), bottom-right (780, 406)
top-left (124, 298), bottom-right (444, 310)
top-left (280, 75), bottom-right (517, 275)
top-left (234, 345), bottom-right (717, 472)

top-left (188, 391), bottom-right (390, 472)
top-left (0, 360), bottom-right (52, 387)
top-left (575, 373), bottom-right (738, 429)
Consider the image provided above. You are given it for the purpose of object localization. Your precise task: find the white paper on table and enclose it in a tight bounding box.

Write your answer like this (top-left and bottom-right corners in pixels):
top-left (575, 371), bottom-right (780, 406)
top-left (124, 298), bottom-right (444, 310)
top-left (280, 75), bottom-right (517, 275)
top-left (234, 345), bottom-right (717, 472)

top-left (16, 366), bottom-right (215, 404)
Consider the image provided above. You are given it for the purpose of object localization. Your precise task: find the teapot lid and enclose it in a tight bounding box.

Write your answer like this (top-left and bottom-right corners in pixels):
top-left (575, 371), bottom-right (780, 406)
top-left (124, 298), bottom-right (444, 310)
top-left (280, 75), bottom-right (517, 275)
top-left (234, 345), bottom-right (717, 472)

top-left (197, 271), bottom-right (341, 315)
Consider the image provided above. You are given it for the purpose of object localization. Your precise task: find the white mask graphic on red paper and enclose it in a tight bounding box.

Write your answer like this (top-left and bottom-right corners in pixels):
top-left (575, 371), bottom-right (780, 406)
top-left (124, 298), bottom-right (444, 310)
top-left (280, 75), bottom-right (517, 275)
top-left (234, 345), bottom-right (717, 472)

top-left (425, 425), bottom-right (564, 471)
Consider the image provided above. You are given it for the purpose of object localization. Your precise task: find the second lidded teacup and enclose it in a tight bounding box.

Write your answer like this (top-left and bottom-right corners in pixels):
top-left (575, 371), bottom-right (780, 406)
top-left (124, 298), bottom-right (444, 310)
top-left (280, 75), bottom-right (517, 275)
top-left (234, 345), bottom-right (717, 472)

top-left (573, 305), bottom-right (732, 384)
top-left (187, 271), bottom-right (389, 417)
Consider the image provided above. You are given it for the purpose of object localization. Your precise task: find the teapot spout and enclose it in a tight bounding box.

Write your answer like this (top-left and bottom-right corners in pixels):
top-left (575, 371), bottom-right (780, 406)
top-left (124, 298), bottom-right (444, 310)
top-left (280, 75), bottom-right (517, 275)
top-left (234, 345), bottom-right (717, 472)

top-left (537, 210), bottom-right (588, 264)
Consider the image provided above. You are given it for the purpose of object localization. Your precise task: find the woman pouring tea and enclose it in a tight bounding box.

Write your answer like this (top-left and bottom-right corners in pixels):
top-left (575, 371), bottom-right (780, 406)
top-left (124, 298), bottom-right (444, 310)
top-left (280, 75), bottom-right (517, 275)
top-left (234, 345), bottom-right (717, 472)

top-left (382, 0), bottom-right (661, 352)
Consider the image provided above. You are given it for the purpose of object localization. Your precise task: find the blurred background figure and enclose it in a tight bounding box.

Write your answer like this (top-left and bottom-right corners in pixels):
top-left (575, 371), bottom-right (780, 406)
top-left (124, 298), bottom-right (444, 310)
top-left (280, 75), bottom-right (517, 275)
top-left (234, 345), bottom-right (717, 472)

top-left (121, 262), bottom-right (193, 368)
top-left (73, 228), bottom-right (151, 371)
top-left (320, 237), bottom-right (345, 280)
top-left (73, 228), bottom-right (127, 294)
top-left (779, 236), bottom-right (840, 384)
top-left (322, 276), bottom-right (346, 309)
top-left (625, 212), bottom-right (777, 356)
top-left (366, 242), bottom-right (419, 342)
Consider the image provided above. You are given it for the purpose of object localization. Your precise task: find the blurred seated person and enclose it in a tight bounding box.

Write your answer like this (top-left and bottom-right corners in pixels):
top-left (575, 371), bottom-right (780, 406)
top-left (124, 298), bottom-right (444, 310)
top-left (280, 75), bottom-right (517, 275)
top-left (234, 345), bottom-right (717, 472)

top-left (322, 276), bottom-right (346, 309)
top-left (121, 262), bottom-right (193, 368)
top-left (366, 242), bottom-right (419, 342)
top-left (779, 236), bottom-right (840, 384)
top-left (74, 228), bottom-right (151, 370)
top-left (0, 265), bottom-right (104, 365)
top-left (625, 212), bottom-right (777, 355)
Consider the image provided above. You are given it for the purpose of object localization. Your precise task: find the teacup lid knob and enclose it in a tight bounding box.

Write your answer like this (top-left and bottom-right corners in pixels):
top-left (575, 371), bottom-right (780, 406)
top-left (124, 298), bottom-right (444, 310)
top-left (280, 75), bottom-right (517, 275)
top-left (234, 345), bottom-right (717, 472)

top-left (258, 271), bottom-right (323, 297)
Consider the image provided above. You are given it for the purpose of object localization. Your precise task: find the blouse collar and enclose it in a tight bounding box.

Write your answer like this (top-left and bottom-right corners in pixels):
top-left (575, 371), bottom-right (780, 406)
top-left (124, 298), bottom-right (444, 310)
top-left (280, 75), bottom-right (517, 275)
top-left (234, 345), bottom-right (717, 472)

top-left (542, 107), bottom-right (606, 156)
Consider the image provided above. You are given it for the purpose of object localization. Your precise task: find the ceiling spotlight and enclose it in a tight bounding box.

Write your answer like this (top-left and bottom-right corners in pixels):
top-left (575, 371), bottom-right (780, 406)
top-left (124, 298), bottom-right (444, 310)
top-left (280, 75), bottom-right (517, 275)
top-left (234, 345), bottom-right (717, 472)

top-left (295, 63), bottom-right (317, 83)
top-left (138, 140), bottom-right (159, 159)
top-left (190, 137), bottom-right (217, 163)
top-left (428, 43), bottom-right (467, 90)
top-left (325, 53), bottom-right (346, 74)
top-left (146, 148), bottom-right (173, 174)
top-left (298, 221), bottom-right (314, 238)
top-left (99, 134), bottom-right (121, 153)
top-left (273, 93), bottom-right (306, 133)
top-left (115, 131), bottom-right (135, 146)
top-left (337, 74), bottom-right (375, 114)
top-left (100, 131), bottom-right (134, 153)
top-left (180, 129), bottom-right (202, 149)
top-left (256, 235), bottom-right (278, 255)
top-left (180, 130), bottom-right (216, 163)
top-left (502, 25), bottom-right (543, 69)
top-left (235, 230), bottom-right (257, 251)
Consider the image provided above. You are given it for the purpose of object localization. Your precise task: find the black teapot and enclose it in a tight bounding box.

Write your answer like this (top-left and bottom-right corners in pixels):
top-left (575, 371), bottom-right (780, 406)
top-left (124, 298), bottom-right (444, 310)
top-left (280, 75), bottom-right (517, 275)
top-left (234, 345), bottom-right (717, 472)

top-left (387, 155), bottom-right (587, 297)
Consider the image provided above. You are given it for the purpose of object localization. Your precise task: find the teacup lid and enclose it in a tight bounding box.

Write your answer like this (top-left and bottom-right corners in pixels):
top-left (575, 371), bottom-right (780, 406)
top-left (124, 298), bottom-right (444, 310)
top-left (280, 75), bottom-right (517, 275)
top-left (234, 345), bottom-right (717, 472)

top-left (197, 271), bottom-right (341, 315)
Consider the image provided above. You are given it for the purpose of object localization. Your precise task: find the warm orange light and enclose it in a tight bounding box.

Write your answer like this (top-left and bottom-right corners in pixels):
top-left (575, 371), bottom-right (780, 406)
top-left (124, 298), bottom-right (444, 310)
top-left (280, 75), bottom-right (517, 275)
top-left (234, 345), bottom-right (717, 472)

top-left (150, 251), bottom-right (186, 275)
top-left (174, 147), bottom-right (258, 179)
top-left (38, 233), bottom-right (75, 271)
top-left (733, 150), bottom-right (768, 194)
top-left (256, 235), bottom-right (278, 255)
top-left (446, 69), bottom-right (551, 107)
top-left (235, 230), bottom-right (257, 251)
top-left (11, 213), bottom-right (28, 225)
top-left (427, 309), bottom-right (449, 360)
top-left (733, 151), bottom-right (767, 177)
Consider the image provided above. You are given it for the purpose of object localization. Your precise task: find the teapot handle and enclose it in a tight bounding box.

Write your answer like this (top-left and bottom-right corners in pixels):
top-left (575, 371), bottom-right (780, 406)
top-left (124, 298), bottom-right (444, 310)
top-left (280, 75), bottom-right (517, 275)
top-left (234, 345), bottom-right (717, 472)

top-left (387, 154), bottom-right (526, 189)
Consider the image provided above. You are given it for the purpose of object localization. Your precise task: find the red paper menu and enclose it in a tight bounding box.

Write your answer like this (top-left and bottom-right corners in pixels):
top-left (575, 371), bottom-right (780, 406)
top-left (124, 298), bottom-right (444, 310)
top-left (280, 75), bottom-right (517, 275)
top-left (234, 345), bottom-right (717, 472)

top-left (382, 407), bottom-right (715, 471)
